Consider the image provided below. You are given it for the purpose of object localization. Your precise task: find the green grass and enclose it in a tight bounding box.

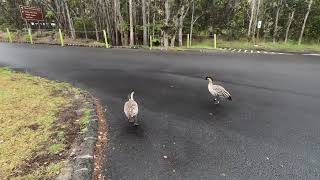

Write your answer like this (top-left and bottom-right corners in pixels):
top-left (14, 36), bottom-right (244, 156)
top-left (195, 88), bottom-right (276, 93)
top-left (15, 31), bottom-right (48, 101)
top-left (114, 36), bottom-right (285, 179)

top-left (48, 144), bottom-right (65, 154)
top-left (189, 39), bottom-right (320, 52)
top-left (0, 67), bottom-right (82, 179)
top-left (80, 108), bottom-right (92, 131)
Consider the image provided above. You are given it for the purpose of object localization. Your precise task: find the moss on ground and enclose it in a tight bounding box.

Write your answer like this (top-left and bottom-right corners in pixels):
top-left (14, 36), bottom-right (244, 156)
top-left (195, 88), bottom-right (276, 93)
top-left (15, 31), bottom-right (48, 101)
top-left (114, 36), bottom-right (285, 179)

top-left (0, 67), bottom-right (86, 179)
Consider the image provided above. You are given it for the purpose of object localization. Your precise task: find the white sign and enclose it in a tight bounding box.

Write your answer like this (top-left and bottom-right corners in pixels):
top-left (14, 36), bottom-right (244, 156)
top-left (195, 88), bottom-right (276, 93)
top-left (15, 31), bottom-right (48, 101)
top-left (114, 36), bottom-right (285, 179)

top-left (257, 21), bottom-right (262, 29)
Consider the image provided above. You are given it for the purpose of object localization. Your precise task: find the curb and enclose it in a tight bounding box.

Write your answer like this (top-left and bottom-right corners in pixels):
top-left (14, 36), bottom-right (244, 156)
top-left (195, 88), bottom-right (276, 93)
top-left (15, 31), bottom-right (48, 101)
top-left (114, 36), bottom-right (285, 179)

top-left (56, 96), bottom-right (100, 180)
top-left (72, 100), bottom-right (98, 180)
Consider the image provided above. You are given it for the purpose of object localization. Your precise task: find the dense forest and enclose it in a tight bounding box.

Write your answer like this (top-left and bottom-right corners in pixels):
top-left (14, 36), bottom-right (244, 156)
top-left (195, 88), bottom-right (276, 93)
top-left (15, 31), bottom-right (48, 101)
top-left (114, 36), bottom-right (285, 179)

top-left (0, 0), bottom-right (320, 46)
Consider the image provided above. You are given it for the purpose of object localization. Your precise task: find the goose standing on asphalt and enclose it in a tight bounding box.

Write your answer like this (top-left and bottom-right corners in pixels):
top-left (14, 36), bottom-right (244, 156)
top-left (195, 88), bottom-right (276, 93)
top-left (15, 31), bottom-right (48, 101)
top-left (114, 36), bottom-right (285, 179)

top-left (124, 90), bottom-right (139, 126)
top-left (205, 76), bottom-right (232, 104)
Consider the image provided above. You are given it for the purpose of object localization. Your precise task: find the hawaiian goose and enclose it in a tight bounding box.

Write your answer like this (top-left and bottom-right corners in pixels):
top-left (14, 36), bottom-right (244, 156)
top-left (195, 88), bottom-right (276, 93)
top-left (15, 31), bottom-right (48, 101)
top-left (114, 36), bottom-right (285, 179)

top-left (124, 91), bottom-right (139, 126)
top-left (206, 76), bottom-right (232, 104)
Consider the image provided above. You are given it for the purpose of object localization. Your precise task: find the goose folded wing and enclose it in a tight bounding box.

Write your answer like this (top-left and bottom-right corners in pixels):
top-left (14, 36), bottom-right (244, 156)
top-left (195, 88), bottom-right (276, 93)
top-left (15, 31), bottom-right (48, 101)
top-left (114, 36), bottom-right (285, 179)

top-left (215, 85), bottom-right (231, 98)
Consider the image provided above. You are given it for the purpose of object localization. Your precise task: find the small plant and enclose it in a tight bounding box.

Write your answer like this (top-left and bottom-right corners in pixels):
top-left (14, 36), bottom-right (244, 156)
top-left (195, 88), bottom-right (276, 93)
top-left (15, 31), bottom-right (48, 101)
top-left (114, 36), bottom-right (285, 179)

top-left (79, 108), bottom-right (92, 131)
top-left (57, 131), bottom-right (65, 143)
top-left (23, 34), bottom-right (31, 42)
top-left (48, 143), bottom-right (65, 154)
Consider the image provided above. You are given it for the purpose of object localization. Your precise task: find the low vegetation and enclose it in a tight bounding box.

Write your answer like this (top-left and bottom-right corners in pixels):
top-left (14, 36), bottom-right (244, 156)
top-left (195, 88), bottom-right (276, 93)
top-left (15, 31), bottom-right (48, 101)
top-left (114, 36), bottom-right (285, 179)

top-left (190, 39), bottom-right (320, 53)
top-left (0, 68), bottom-right (90, 179)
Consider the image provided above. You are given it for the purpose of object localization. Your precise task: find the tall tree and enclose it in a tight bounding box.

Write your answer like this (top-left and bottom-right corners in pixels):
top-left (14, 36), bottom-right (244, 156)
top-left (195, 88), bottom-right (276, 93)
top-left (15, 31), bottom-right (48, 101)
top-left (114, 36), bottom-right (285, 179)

top-left (129, 0), bottom-right (134, 46)
top-left (178, 4), bottom-right (189, 47)
top-left (299, 0), bottom-right (313, 45)
top-left (248, 0), bottom-right (256, 37)
top-left (285, 10), bottom-right (295, 43)
top-left (142, 0), bottom-right (148, 46)
top-left (273, 0), bottom-right (283, 43)
top-left (63, 0), bottom-right (75, 39)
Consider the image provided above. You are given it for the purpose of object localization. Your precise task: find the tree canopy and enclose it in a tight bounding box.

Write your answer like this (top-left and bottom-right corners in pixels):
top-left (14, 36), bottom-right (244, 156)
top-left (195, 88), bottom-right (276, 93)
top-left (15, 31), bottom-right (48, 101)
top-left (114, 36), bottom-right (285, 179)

top-left (0, 0), bottom-right (319, 46)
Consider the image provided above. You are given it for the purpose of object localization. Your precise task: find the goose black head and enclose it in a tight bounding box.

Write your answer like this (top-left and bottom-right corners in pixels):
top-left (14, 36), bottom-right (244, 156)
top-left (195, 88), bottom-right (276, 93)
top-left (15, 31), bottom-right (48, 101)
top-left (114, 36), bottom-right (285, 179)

top-left (205, 76), bottom-right (213, 81)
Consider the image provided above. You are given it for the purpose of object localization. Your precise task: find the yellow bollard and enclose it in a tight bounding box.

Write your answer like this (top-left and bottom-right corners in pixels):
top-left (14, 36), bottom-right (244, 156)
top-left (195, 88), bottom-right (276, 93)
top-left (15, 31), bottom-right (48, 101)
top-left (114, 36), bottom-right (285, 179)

top-left (214, 34), bottom-right (217, 49)
top-left (6, 28), bottom-right (12, 43)
top-left (187, 34), bottom-right (190, 48)
top-left (28, 28), bottom-right (33, 44)
top-left (59, 29), bottom-right (64, 47)
top-left (150, 35), bottom-right (153, 50)
top-left (103, 30), bottom-right (109, 48)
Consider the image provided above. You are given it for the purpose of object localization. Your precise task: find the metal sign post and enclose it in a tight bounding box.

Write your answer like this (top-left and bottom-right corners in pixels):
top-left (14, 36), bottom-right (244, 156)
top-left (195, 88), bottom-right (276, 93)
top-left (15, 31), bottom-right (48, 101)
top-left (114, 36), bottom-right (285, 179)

top-left (257, 20), bottom-right (262, 42)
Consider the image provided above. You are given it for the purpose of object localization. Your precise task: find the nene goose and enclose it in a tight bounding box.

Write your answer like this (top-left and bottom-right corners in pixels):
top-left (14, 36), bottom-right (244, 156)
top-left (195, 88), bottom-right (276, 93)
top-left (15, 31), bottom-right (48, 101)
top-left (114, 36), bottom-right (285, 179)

top-left (206, 76), bottom-right (232, 104)
top-left (124, 91), bottom-right (139, 126)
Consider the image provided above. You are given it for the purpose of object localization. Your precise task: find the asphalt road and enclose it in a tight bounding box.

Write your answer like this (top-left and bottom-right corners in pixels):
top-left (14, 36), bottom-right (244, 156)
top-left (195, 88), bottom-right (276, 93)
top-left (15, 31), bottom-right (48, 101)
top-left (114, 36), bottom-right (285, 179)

top-left (1, 43), bottom-right (320, 180)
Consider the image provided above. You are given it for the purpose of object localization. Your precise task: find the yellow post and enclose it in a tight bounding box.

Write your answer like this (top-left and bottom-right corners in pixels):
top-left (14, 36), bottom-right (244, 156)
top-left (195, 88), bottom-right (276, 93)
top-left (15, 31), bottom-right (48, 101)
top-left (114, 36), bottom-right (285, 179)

top-left (187, 34), bottom-right (190, 48)
top-left (214, 34), bottom-right (217, 49)
top-left (28, 28), bottom-right (33, 44)
top-left (6, 28), bottom-right (12, 43)
top-left (150, 35), bottom-right (153, 50)
top-left (103, 30), bottom-right (109, 48)
top-left (59, 29), bottom-right (64, 47)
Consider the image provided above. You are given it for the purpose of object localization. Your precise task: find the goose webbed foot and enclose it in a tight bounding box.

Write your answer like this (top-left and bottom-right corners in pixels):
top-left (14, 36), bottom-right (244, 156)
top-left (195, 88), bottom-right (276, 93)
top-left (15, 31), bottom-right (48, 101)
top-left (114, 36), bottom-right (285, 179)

top-left (214, 99), bottom-right (220, 104)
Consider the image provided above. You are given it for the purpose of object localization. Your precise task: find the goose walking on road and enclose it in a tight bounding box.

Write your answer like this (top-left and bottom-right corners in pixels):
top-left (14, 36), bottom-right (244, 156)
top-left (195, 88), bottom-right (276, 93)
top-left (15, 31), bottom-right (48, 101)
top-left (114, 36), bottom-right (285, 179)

top-left (205, 76), bottom-right (232, 104)
top-left (124, 90), bottom-right (139, 126)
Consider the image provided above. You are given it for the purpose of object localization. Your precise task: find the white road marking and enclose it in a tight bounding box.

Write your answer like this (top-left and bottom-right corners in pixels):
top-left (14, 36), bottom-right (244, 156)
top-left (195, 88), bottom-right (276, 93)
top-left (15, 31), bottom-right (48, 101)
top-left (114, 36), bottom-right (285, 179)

top-left (244, 50), bottom-right (247, 53)
top-left (250, 50), bottom-right (254, 53)
top-left (257, 51), bottom-right (261, 53)
top-left (231, 49), bottom-right (236, 52)
top-left (238, 49), bottom-right (241, 52)
top-left (303, 53), bottom-right (320, 56)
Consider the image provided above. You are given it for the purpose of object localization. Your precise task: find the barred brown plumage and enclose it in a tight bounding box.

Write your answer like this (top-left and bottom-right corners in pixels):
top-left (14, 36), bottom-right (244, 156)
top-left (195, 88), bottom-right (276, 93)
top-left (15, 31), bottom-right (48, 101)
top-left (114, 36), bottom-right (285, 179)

top-left (205, 76), bottom-right (232, 104)
top-left (124, 91), bottom-right (139, 126)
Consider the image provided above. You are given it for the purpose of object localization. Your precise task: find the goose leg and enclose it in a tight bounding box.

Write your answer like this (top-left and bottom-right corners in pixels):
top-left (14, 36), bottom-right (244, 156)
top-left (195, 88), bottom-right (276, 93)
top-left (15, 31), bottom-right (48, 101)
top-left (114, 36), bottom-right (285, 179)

top-left (134, 116), bottom-right (139, 126)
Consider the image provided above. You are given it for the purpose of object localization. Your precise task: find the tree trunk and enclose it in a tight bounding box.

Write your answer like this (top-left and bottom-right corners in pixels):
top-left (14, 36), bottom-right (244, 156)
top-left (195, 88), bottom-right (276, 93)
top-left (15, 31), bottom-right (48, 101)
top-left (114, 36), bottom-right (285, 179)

top-left (54, 0), bottom-right (61, 28)
top-left (129, 0), bottom-right (134, 46)
top-left (299, 0), bottom-right (313, 45)
top-left (83, 21), bottom-right (88, 39)
top-left (190, 0), bottom-right (195, 46)
top-left (178, 5), bottom-right (189, 47)
top-left (114, 0), bottom-right (119, 45)
top-left (252, 0), bottom-right (261, 42)
top-left (248, 0), bottom-right (256, 37)
top-left (147, 0), bottom-right (150, 43)
top-left (61, 0), bottom-right (67, 31)
top-left (104, 0), bottom-right (114, 45)
top-left (164, 0), bottom-right (171, 47)
top-left (285, 10), bottom-right (295, 43)
top-left (170, 35), bottom-right (176, 47)
top-left (63, 0), bottom-right (75, 39)
top-left (94, 20), bottom-right (100, 41)
top-left (152, 13), bottom-right (155, 37)
top-left (273, 0), bottom-right (283, 43)
top-left (142, 0), bottom-right (147, 46)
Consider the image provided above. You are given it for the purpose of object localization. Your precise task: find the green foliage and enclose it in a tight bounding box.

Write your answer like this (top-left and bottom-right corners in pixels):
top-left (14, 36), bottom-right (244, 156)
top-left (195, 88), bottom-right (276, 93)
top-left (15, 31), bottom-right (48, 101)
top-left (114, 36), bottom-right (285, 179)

top-left (48, 143), bottom-right (65, 154)
top-left (45, 10), bottom-right (55, 19)
top-left (152, 37), bottom-right (161, 46)
top-left (79, 108), bottom-right (92, 131)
